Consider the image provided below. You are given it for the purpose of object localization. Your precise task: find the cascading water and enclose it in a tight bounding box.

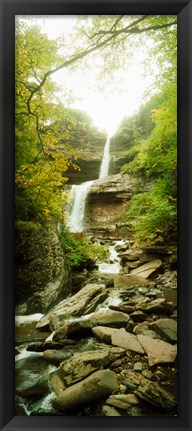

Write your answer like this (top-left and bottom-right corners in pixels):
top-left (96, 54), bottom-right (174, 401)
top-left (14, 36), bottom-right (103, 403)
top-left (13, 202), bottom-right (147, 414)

top-left (67, 180), bottom-right (93, 232)
top-left (98, 240), bottom-right (125, 274)
top-left (67, 135), bottom-right (111, 233)
top-left (99, 135), bottom-right (111, 179)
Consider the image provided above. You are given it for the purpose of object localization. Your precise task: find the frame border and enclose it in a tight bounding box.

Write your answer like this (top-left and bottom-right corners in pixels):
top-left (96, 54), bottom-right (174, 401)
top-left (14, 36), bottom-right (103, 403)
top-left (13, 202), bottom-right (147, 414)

top-left (1, 1), bottom-right (192, 430)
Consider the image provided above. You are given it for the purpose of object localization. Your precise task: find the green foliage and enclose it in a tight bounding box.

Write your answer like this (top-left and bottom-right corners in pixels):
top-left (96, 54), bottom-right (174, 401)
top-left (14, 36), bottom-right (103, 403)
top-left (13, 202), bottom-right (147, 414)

top-left (121, 83), bottom-right (177, 246)
top-left (58, 224), bottom-right (107, 269)
top-left (125, 180), bottom-right (177, 245)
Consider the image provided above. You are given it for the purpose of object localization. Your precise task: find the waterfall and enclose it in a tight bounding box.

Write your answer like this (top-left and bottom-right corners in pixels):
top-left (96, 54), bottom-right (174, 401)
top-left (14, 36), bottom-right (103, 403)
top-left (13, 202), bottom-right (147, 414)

top-left (99, 135), bottom-right (111, 179)
top-left (67, 180), bottom-right (93, 233)
top-left (67, 135), bottom-right (111, 233)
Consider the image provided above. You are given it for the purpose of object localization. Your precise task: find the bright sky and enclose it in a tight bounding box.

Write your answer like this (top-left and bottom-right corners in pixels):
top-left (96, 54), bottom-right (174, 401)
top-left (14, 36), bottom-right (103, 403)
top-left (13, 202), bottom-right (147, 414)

top-left (17, 15), bottom-right (157, 135)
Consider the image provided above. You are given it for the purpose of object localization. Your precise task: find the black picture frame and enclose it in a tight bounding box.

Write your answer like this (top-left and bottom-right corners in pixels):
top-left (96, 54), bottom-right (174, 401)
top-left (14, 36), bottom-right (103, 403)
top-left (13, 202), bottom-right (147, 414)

top-left (0, 0), bottom-right (192, 430)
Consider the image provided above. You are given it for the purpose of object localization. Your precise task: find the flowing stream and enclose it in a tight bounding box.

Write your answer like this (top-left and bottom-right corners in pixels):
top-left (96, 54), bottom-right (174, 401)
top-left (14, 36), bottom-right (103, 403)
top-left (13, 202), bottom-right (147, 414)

top-left (67, 135), bottom-right (111, 233)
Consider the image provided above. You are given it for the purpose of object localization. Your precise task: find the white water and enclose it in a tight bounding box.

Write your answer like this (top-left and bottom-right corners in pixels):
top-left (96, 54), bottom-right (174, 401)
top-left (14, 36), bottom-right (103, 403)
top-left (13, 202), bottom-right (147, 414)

top-left (67, 180), bottom-right (93, 232)
top-left (67, 135), bottom-right (111, 233)
top-left (98, 240), bottom-right (125, 274)
top-left (99, 136), bottom-right (111, 179)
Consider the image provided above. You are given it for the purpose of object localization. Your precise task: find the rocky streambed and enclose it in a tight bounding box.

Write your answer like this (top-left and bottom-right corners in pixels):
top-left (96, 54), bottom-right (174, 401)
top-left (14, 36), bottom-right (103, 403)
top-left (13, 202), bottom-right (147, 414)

top-left (15, 247), bottom-right (177, 416)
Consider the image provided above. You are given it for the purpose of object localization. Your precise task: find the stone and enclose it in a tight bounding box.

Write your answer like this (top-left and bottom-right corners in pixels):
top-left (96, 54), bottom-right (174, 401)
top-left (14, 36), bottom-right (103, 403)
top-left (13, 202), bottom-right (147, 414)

top-left (135, 379), bottom-right (177, 411)
top-left (52, 369), bottom-right (118, 411)
top-left (141, 370), bottom-right (155, 380)
top-left (90, 310), bottom-right (130, 328)
top-left (120, 251), bottom-right (143, 262)
top-left (49, 368), bottom-right (66, 396)
top-left (142, 330), bottom-right (162, 339)
top-left (59, 347), bottom-right (125, 386)
top-left (134, 362), bottom-right (143, 371)
top-left (101, 405), bottom-right (122, 416)
top-left (106, 393), bottom-right (140, 410)
top-left (111, 328), bottom-right (144, 354)
top-left (120, 370), bottom-right (144, 390)
top-left (36, 283), bottom-right (108, 330)
top-left (43, 349), bottom-right (73, 366)
top-left (92, 326), bottom-right (117, 343)
top-left (137, 334), bottom-right (177, 366)
top-left (130, 310), bottom-right (152, 323)
top-left (26, 341), bottom-right (64, 352)
top-left (136, 298), bottom-right (174, 314)
top-left (149, 318), bottom-right (177, 342)
top-left (133, 322), bottom-right (150, 335)
top-left (131, 259), bottom-right (162, 278)
top-left (52, 319), bottom-right (94, 340)
top-left (16, 228), bottom-right (72, 314)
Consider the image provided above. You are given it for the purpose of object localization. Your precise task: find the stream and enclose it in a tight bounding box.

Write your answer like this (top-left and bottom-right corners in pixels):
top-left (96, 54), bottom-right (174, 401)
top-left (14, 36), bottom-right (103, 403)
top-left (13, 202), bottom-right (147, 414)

top-left (15, 134), bottom-right (177, 416)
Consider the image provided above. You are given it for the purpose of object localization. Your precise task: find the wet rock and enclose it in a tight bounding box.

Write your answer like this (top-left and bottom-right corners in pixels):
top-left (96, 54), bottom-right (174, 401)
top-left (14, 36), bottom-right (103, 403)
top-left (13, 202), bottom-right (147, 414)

top-left (52, 320), bottom-right (94, 340)
top-left (137, 334), bottom-right (177, 366)
top-left (141, 330), bottom-right (162, 339)
top-left (90, 309), bottom-right (130, 328)
top-left (109, 303), bottom-right (136, 313)
top-left (120, 251), bottom-right (143, 263)
top-left (131, 259), bottom-right (162, 278)
top-left (92, 326), bottom-right (117, 343)
top-left (36, 283), bottom-right (108, 330)
top-left (43, 349), bottom-right (73, 366)
top-left (135, 379), bottom-right (177, 411)
top-left (15, 355), bottom-right (51, 397)
top-left (136, 298), bottom-right (174, 314)
top-left (106, 393), bottom-right (140, 410)
top-left (120, 369), bottom-right (144, 390)
top-left (85, 276), bottom-right (114, 288)
top-left (111, 328), bottom-right (144, 354)
top-left (49, 368), bottom-right (66, 396)
top-left (52, 369), bottom-right (118, 411)
top-left (130, 310), bottom-right (152, 323)
top-left (26, 341), bottom-right (64, 352)
top-left (134, 362), bottom-right (143, 371)
top-left (155, 370), bottom-right (167, 381)
top-left (59, 347), bottom-right (125, 386)
top-left (149, 318), bottom-right (177, 342)
top-left (141, 370), bottom-right (155, 380)
top-left (133, 322), bottom-right (150, 335)
top-left (101, 405), bottom-right (122, 416)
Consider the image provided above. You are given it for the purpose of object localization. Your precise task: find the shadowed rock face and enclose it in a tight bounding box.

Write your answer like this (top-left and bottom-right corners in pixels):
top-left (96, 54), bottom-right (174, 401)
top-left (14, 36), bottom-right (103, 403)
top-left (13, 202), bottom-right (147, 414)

top-left (84, 174), bottom-right (138, 235)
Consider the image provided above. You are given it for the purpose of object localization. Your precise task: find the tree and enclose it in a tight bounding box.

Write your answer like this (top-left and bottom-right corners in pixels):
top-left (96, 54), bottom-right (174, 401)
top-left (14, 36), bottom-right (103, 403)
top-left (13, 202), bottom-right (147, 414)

top-left (122, 81), bottom-right (177, 245)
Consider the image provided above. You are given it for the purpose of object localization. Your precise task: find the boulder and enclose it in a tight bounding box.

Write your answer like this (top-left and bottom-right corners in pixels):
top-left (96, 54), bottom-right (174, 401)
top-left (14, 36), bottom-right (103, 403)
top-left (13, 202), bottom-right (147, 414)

top-left (43, 349), bottom-right (73, 366)
top-left (149, 318), bottom-right (177, 342)
top-left (90, 310), bottom-right (130, 328)
top-left (26, 341), bottom-right (64, 352)
top-left (133, 322), bottom-right (150, 335)
top-left (137, 334), bottom-right (177, 366)
top-left (52, 369), bottom-right (118, 411)
top-left (36, 283), bottom-right (108, 330)
top-left (131, 259), bottom-right (162, 278)
top-left (92, 326), bottom-right (117, 343)
top-left (111, 328), bottom-right (144, 354)
top-left (130, 310), bottom-right (152, 323)
top-left (135, 379), bottom-right (177, 411)
top-left (136, 298), bottom-right (174, 314)
top-left (59, 347), bottom-right (125, 386)
top-left (52, 320), bottom-right (94, 340)
top-left (101, 405), bottom-right (122, 416)
top-left (120, 370), bottom-right (144, 390)
top-left (106, 394), bottom-right (140, 410)
top-left (49, 368), bottom-right (66, 396)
